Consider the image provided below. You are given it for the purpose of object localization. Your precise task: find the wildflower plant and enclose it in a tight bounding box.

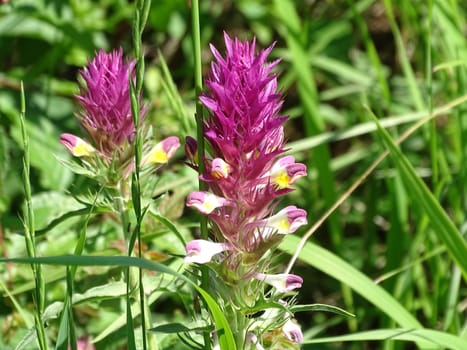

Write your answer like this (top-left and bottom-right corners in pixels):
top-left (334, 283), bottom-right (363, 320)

top-left (185, 33), bottom-right (307, 349)
top-left (60, 48), bottom-right (180, 189)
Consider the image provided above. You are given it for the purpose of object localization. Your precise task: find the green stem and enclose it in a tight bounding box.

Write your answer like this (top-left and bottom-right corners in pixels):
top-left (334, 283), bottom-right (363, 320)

top-left (191, 1), bottom-right (211, 349)
top-left (19, 82), bottom-right (48, 350)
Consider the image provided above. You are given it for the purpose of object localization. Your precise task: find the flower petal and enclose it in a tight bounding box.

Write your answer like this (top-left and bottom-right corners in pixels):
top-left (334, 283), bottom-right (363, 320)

top-left (282, 319), bottom-right (303, 343)
top-left (267, 156), bottom-right (307, 189)
top-left (258, 206), bottom-right (307, 237)
top-left (210, 158), bottom-right (231, 179)
top-left (60, 133), bottom-right (95, 157)
top-left (254, 273), bottom-right (303, 292)
top-left (186, 191), bottom-right (231, 214)
top-left (144, 136), bottom-right (180, 164)
top-left (184, 240), bottom-right (232, 264)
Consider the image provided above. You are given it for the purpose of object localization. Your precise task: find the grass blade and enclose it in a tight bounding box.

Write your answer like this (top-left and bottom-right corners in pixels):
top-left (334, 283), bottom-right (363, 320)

top-left (369, 111), bottom-right (467, 278)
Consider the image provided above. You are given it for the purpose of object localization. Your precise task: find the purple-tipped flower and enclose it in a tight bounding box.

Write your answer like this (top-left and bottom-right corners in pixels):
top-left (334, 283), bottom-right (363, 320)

top-left (143, 136), bottom-right (180, 165)
top-left (266, 156), bottom-right (307, 189)
top-left (60, 133), bottom-right (95, 157)
top-left (282, 319), bottom-right (303, 343)
top-left (254, 273), bottom-right (303, 293)
top-left (187, 191), bottom-right (232, 214)
top-left (184, 240), bottom-right (232, 264)
top-left (257, 206), bottom-right (308, 237)
top-left (75, 48), bottom-right (143, 157)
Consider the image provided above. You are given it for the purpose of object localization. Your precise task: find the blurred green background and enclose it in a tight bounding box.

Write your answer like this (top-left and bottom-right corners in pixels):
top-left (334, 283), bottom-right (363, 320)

top-left (1, 0), bottom-right (466, 349)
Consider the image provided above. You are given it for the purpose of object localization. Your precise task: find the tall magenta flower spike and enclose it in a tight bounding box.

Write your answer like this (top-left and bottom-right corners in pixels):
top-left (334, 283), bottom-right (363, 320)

top-left (188, 32), bottom-right (307, 258)
top-left (185, 33), bottom-right (307, 347)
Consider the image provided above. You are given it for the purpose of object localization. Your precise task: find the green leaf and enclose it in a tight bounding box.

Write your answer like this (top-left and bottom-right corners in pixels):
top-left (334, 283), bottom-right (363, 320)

top-left (290, 304), bottom-right (355, 318)
top-left (304, 328), bottom-right (467, 349)
top-left (370, 112), bottom-right (467, 278)
top-left (279, 236), bottom-right (423, 329)
top-left (150, 322), bottom-right (211, 334)
top-left (72, 281), bottom-right (127, 304)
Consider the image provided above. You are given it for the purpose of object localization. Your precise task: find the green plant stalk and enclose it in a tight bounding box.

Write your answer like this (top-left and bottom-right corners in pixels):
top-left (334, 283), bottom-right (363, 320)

top-left (425, 0), bottom-right (439, 186)
top-left (128, 1), bottom-right (152, 349)
top-left (191, 1), bottom-right (211, 348)
top-left (19, 82), bottom-right (48, 350)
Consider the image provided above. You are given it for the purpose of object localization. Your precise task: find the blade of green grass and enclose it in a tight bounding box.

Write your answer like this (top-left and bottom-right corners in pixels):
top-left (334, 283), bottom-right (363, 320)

top-left (303, 328), bottom-right (466, 349)
top-left (279, 236), bottom-right (423, 330)
top-left (369, 111), bottom-right (467, 278)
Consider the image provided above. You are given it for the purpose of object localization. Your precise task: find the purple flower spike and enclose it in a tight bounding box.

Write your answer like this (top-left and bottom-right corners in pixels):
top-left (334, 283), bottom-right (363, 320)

top-left (200, 32), bottom-right (286, 173)
top-left (254, 273), bottom-right (303, 293)
top-left (184, 239), bottom-right (232, 264)
top-left (76, 48), bottom-right (144, 157)
top-left (282, 319), bottom-right (303, 343)
top-left (60, 133), bottom-right (95, 157)
top-left (186, 191), bottom-right (231, 214)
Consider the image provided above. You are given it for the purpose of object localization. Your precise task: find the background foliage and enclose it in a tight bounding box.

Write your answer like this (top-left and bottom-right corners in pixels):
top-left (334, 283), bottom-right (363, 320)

top-left (1, 0), bottom-right (466, 349)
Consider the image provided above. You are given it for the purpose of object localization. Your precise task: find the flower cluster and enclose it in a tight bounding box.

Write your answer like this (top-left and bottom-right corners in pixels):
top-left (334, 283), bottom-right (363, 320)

top-left (185, 33), bottom-right (307, 347)
top-left (60, 48), bottom-right (179, 184)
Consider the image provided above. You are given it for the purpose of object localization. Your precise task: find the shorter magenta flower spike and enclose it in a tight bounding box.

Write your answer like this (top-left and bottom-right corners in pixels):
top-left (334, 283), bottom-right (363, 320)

top-left (143, 136), bottom-right (180, 165)
top-left (254, 273), bottom-right (303, 293)
top-left (75, 48), bottom-right (144, 158)
top-left (282, 319), bottom-right (303, 343)
top-left (60, 133), bottom-right (95, 157)
top-left (186, 191), bottom-right (232, 214)
top-left (184, 239), bottom-right (232, 264)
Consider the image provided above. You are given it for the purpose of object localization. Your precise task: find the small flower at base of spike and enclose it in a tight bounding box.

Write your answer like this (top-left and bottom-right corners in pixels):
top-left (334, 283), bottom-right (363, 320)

top-left (254, 273), bottom-right (303, 293)
top-left (246, 333), bottom-right (265, 350)
top-left (60, 133), bottom-right (95, 157)
top-left (282, 319), bottom-right (303, 343)
top-left (210, 158), bottom-right (231, 179)
top-left (184, 239), bottom-right (233, 264)
top-left (143, 136), bottom-right (180, 165)
top-left (257, 206), bottom-right (307, 238)
top-left (267, 156), bottom-right (307, 189)
top-left (186, 191), bottom-right (232, 214)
